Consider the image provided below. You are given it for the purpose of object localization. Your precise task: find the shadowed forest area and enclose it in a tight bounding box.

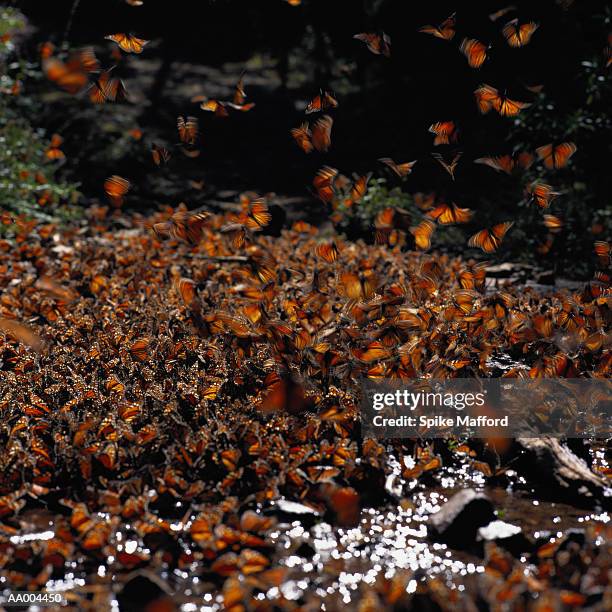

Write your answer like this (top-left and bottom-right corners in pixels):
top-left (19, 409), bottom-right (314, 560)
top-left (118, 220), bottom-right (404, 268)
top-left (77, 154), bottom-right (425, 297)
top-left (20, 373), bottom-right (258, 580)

top-left (0, 0), bottom-right (611, 610)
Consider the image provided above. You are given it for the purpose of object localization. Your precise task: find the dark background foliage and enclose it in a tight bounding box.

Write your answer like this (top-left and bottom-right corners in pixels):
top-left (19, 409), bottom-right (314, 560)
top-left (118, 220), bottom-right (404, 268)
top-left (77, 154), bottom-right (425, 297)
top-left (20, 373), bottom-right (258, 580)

top-left (8, 0), bottom-right (612, 275)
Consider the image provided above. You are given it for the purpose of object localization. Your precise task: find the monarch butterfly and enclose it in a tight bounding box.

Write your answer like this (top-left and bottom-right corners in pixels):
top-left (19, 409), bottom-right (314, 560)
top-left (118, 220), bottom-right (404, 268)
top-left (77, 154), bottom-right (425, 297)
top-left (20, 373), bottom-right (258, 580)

top-left (460, 38), bottom-right (489, 68)
top-left (468, 222), bottom-right (514, 253)
top-left (291, 122), bottom-right (313, 153)
top-left (35, 276), bottom-right (77, 302)
top-left (414, 192), bottom-right (436, 211)
top-left (353, 32), bottom-right (391, 57)
top-left (315, 241), bottom-right (339, 263)
top-left (527, 182), bottom-right (560, 209)
top-left (535, 142), bottom-right (577, 169)
top-left (339, 271), bottom-right (378, 300)
top-left (474, 84), bottom-right (531, 116)
top-left (43, 47), bottom-right (99, 94)
top-left (419, 13), bottom-right (456, 40)
top-left (151, 143), bottom-right (171, 166)
top-left (594, 241), bottom-right (610, 268)
top-left (88, 68), bottom-right (127, 104)
top-left (494, 93), bottom-right (531, 116)
top-left (104, 33), bottom-right (149, 54)
top-left (40, 41), bottom-right (55, 59)
top-left (243, 199), bottom-right (272, 230)
top-left (232, 74), bottom-right (250, 108)
top-left (378, 157), bottom-right (417, 177)
top-left (489, 6), bottom-right (517, 22)
top-left (306, 90), bottom-right (338, 114)
top-left (374, 207), bottom-right (411, 246)
top-left (458, 262), bottom-right (488, 292)
top-left (104, 175), bottom-right (130, 208)
top-left (177, 116), bottom-right (199, 146)
top-left (89, 275), bottom-right (108, 295)
top-left (428, 121), bottom-right (458, 145)
top-left (311, 115), bottom-right (333, 152)
top-left (410, 219), bottom-right (436, 250)
top-left (258, 371), bottom-right (314, 414)
top-left (200, 99), bottom-right (230, 117)
top-left (0, 318), bottom-right (45, 353)
top-left (432, 151), bottom-right (462, 180)
top-left (502, 19), bottom-right (539, 47)
top-left (174, 277), bottom-right (196, 306)
top-left (426, 202), bottom-right (473, 225)
top-left (153, 210), bottom-right (210, 245)
top-left (312, 166), bottom-right (340, 202)
top-left (45, 134), bottom-right (65, 161)
top-left (375, 206), bottom-right (412, 231)
top-left (543, 214), bottom-right (563, 233)
top-left (129, 338), bottom-right (150, 362)
top-left (474, 152), bottom-right (533, 174)
top-left (349, 173), bottom-right (371, 203)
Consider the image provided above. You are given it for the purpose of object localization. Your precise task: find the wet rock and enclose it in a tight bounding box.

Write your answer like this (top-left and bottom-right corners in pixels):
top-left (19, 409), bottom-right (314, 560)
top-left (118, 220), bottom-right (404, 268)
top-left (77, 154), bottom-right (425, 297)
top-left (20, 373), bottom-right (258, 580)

top-left (429, 489), bottom-right (496, 550)
top-left (535, 269), bottom-right (555, 285)
top-left (117, 571), bottom-right (175, 612)
top-left (265, 499), bottom-right (321, 526)
top-left (515, 437), bottom-right (611, 509)
top-left (486, 262), bottom-right (531, 278)
top-left (477, 520), bottom-right (533, 557)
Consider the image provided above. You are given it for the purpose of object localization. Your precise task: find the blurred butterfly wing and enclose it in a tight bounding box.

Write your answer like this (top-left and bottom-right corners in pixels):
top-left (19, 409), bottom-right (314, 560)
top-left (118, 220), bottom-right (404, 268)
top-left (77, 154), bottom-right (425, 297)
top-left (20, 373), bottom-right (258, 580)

top-left (105, 33), bottom-right (149, 54)
top-left (291, 123), bottom-right (313, 153)
top-left (311, 115), bottom-right (333, 152)
top-left (460, 38), bottom-right (487, 68)
top-left (411, 219), bottom-right (435, 250)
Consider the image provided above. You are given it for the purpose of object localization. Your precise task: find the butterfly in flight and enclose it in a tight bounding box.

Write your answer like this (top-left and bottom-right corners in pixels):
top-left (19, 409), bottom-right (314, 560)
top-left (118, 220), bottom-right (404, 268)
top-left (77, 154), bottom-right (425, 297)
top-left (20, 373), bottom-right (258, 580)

top-left (291, 115), bottom-right (333, 153)
top-left (151, 143), bottom-right (171, 166)
top-left (105, 33), bottom-right (149, 54)
top-left (88, 68), bottom-right (127, 104)
top-left (419, 13), bottom-right (456, 40)
top-left (502, 19), bottom-right (539, 47)
top-left (468, 222), bottom-right (514, 253)
top-left (177, 116), bottom-right (200, 157)
top-left (410, 219), bottom-right (436, 250)
top-left (315, 242), bottom-right (340, 264)
top-left (45, 134), bottom-right (65, 161)
top-left (489, 6), bottom-right (516, 22)
top-left (353, 32), bottom-right (391, 57)
top-left (306, 90), bottom-right (338, 114)
top-left (460, 38), bottom-right (489, 68)
top-left (543, 214), bottom-right (563, 233)
top-left (153, 210), bottom-right (211, 245)
top-left (474, 84), bottom-right (531, 116)
top-left (229, 74), bottom-right (255, 111)
top-left (535, 142), bottom-right (577, 169)
top-left (426, 202), bottom-right (473, 225)
top-left (43, 47), bottom-right (99, 94)
top-left (474, 152), bottom-right (534, 174)
top-left (104, 175), bottom-right (130, 208)
top-left (432, 152), bottom-right (462, 180)
top-left (378, 158), bottom-right (417, 178)
top-left (594, 241), bottom-right (611, 268)
top-left (177, 116), bottom-right (199, 146)
top-left (429, 121), bottom-right (458, 145)
top-left (527, 182), bottom-right (560, 208)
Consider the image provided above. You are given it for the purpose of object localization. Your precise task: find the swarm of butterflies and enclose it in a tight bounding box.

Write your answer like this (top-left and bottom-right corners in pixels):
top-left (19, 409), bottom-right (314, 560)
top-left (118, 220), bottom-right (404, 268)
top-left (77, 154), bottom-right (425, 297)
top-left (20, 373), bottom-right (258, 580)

top-left (0, 1), bottom-right (610, 609)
